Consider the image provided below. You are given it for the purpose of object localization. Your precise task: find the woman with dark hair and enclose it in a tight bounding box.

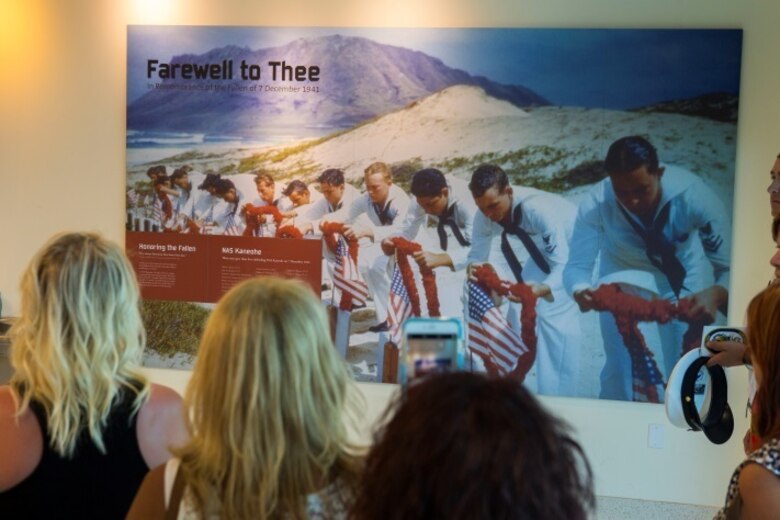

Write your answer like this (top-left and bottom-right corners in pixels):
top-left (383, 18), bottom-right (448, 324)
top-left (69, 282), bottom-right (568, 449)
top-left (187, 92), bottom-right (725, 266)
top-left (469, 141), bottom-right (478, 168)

top-left (351, 372), bottom-right (595, 520)
top-left (716, 284), bottom-right (780, 518)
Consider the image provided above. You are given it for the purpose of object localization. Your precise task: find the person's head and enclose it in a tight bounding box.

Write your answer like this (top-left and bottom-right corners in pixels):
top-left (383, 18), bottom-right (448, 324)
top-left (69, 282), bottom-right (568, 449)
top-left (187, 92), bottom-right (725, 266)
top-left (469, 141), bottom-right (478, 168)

top-left (146, 164), bottom-right (166, 181)
top-left (282, 179), bottom-right (310, 207)
top-left (154, 175), bottom-right (171, 190)
top-left (363, 161), bottom-right (393, 204)
top-left (254, 171), bottom-right (276, 203)
top-left (351, 373), bottom-right (594, 520)
top-left (215, 179), bottom-right (237, 203)
top-left (317, 168), bottom-right (346, 207)
top-left (198, 172), bottom-right (221, 195)
top-left (410, 168), bottom-right (449, 217)
top-left (746, 284), bottom-right (780, 441)
top-left (170, 167), bottom-right (190, 189)
top-left (767, 154), bottom-right (780, 217)
top-left (771, 217), bottom-right (780, 281)
top-left (605, 136), bottom-right (666, 220)
top-left (469, 164), bottom-right (513, 223)
top-left (9, 232), bottom-right (149, 457)
top-left (176, 276), bottom-right (361, 519)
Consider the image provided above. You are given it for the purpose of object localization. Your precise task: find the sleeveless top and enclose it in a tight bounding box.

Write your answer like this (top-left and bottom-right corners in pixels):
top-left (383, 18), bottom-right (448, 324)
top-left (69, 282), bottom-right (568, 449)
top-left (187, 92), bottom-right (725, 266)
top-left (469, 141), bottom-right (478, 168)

top-left (715, 437), bottom-right (780, 519)
top-left (163, 458), bottom-right (352, 519)
top-left (0, 385), bottom-right (150, 519)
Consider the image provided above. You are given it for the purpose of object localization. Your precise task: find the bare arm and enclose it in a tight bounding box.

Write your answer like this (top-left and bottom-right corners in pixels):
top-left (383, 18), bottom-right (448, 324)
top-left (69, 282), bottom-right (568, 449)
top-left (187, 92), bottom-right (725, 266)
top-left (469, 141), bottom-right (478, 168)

top-left (0, 386), bottom-right (42, 492)
top-left (739, 462), bottom-right (780, 519)
top-left (136, 384), bottom-right (188, 469)
top-left (126, 463), bottom-right (167, 520)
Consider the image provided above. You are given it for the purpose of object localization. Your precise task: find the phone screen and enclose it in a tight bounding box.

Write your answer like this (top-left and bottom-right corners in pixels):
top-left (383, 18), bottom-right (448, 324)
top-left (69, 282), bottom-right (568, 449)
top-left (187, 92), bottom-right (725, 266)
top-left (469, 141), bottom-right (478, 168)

top-left (407, 333), bottom-right (459, 379)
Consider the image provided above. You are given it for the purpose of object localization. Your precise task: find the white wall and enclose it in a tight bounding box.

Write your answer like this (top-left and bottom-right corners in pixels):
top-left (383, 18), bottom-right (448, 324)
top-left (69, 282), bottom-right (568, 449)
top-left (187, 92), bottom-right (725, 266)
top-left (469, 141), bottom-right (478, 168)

top-left (2, 0), bottom-right (779, 507)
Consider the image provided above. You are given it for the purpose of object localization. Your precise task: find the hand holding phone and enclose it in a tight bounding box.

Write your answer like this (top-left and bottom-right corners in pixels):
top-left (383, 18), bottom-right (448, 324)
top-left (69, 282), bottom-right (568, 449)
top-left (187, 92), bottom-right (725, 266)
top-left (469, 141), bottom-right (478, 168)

top-left (400, 317), bottom-right (463, 387)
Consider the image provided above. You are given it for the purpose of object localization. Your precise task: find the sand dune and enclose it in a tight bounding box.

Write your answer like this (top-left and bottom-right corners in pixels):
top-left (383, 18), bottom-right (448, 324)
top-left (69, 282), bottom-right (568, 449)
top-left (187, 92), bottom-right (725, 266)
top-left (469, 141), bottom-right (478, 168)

top-left (132, 84), bottom-right (736, 214)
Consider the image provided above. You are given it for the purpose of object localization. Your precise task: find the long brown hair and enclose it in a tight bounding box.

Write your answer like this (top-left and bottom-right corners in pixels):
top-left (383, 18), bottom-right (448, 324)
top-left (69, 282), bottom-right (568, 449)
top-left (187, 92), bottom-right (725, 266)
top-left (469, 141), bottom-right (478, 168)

top-left (351, 373), bottom-right (594, 520)
top-left (748, 284), bottom-right (780, 441)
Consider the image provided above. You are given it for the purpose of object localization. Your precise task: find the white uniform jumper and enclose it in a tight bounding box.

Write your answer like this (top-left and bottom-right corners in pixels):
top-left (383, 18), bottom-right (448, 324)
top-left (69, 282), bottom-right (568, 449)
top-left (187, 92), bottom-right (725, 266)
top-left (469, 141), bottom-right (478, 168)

top-left (172, 173), bottom-right (205, 226)
top-left (213, 182), bottom-right (257, 236)
top-left (301, 184), bottom-right (361, 290)
top-left (397, 176), bottom-right (476, 318)
top-left (246, 182), bottom-right (294, 237)
top-left (345, 184), bottom-right (411, 324)
top-left (302, 184), bottom-right (361, 233)
top-left (468, 186), bottom-right (581, 396)
top-left (563, 165), bottom-right (731, 401)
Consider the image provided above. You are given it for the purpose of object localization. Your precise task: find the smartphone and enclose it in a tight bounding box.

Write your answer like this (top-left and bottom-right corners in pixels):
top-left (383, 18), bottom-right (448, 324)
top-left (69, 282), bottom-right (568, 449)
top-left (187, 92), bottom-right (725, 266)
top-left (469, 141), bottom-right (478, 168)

top-left (400, 317), bottom-right (463, 387)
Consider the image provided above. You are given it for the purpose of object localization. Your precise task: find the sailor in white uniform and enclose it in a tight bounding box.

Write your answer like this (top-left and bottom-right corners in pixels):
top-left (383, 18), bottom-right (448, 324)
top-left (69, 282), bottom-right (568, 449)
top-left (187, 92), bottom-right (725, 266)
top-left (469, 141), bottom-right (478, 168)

top-left (385, 169), bottom-right (476, 318)
top-left (279, 179), bottom-right (325, 231)
top-left (467, 164), bottom-right (581, 397)
top-left (179, 173), bottom-right (226, 234)
top-left (294, 169), bottom-right (362, 292)
top-left (170, 168), bottom-right (204, 228)
top-left (563, 136), bottom-right (731, 401)
top-left (329, 162), bottom-right (411, 332)
top-left (298, 169), bottom-right (361, 235)
top-left (213, 178), bottom-right (256, 236)
top-left (245, 171), bottom-right (294, 237)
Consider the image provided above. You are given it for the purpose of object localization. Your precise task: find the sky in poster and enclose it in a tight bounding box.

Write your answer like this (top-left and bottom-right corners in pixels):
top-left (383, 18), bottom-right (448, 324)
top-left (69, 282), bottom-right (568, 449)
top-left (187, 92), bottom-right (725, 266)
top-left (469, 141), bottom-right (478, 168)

top-left (127, 26), bottom-right (742, 109)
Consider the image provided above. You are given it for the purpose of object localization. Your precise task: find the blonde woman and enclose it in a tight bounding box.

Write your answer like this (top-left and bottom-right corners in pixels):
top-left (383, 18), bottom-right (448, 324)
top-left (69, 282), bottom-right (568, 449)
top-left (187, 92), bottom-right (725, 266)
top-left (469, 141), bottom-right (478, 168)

top-left (0, 232), bottom-right (187, 518)
top-left (128, 276), bottom-right (363, 519)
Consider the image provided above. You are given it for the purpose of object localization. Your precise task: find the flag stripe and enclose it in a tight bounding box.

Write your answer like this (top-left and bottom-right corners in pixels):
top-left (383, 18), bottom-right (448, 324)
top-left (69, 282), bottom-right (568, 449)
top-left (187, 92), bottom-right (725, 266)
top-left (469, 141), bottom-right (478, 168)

top-left (333, 237), bottom-right (369, 305)
top-left (466, 281), bottom-right (529, 376)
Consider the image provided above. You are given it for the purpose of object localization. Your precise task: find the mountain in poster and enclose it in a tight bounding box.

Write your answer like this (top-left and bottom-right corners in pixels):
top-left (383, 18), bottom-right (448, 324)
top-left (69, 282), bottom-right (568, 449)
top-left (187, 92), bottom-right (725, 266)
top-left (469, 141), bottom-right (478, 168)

top-left (127, 35), bottom-right (549, 136)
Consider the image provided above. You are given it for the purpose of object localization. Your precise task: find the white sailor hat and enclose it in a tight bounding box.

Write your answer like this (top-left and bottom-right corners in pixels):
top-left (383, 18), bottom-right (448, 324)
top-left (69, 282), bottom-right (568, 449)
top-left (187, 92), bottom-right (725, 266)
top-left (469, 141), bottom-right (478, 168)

top-left (665, 327), bottom-right (743, 445)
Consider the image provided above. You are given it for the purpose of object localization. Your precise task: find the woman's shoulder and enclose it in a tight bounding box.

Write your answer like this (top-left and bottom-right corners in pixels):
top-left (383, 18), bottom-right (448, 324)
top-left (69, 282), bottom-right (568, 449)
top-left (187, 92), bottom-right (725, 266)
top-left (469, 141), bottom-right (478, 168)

top-left (747, 437), bottom-right (780, 475)
top-left (136, 384), bottom-right (188, 469)
top-left (0, 386), bottom-right (43, 492)
top-left (738, 459), bottom-right (780, 516)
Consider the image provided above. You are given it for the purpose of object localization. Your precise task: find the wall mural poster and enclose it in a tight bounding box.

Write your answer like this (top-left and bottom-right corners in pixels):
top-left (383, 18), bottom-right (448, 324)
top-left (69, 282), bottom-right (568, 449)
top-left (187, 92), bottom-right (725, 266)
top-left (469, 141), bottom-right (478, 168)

top-left (126, 26), bottom-right (742, 402)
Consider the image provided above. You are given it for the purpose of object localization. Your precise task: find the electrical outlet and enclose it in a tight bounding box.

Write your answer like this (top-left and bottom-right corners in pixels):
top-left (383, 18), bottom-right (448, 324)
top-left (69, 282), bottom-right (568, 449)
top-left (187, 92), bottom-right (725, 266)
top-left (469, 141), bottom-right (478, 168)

top-left (648, 423), bottom-right (665, 449)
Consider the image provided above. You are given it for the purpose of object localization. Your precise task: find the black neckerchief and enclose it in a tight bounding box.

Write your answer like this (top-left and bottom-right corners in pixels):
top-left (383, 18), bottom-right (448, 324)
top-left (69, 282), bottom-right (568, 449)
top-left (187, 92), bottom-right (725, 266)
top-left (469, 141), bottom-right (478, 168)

top-left (618, 200), bottom-right (687, 298)
top-left (500, 202), bottom-right (550, 283)
top-left (436, 201), bottom-right (470, 251)
top-left (373, 199), bottom-right (396, 225)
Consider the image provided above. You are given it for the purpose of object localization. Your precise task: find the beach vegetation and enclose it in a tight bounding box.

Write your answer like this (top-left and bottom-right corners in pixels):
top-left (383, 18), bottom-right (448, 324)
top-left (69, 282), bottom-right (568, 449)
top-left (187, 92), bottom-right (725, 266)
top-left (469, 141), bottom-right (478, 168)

top-left (142, 299), bottom-right (210, 358)
top-left (522, 159), bottom-right (608, 193)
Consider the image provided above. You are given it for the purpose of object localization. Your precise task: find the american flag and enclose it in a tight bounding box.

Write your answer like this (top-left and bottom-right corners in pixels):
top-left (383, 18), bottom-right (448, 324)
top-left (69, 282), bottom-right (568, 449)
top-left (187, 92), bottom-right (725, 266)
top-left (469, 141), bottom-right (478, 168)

top-left (387, 265), bottom-right (412, 345)
top-left (466, 281), bottom-right (529, 376)
top-left (626, 327), bottom-right (666, 403)
top-left (152, 198), bottom-right (164, 224)
top-left (224, 213), bottom-right (241, 236)
top-left (127, 188), bottom-right (140, 208)
top-left (333, 236), bottom-right (369, 307)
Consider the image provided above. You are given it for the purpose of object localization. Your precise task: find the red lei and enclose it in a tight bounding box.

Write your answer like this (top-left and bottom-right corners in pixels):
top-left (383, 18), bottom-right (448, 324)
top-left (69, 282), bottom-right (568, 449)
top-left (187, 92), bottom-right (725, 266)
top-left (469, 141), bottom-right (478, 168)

top-left (156, 192), bottom-right (172, 221)
top-left (390, 237), bottom-right (441, 318)
top-left (472, 265), bottom-right (538, 380)
top-left (589, 284), bottom-right (708, 402)
top-left (590, 284), bottom-right (705, 357)
top-left (322, 222), bottom-right (361, 311)
top-left (243, 204), bottom-right (301, 239)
